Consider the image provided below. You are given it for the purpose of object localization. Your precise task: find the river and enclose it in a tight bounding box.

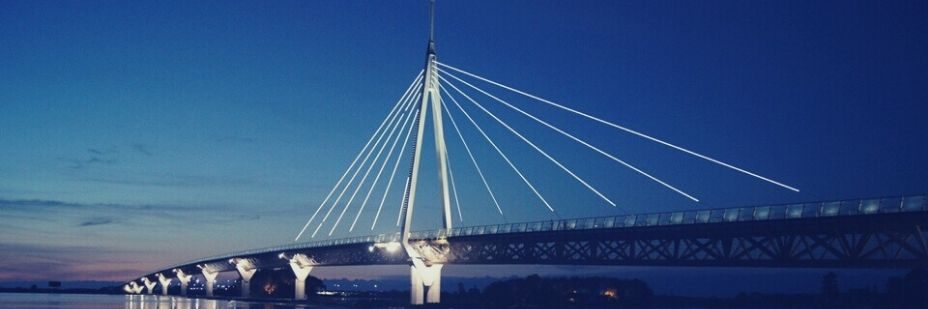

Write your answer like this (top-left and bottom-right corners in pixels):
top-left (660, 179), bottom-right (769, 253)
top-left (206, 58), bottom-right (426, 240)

top-left (0, 293), bottom-right (338, 308)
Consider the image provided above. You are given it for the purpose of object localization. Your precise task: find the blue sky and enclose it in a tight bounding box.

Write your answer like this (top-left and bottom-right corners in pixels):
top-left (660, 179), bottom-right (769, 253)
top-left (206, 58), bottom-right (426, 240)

top-left (1, 0), bottom-right (926, 285)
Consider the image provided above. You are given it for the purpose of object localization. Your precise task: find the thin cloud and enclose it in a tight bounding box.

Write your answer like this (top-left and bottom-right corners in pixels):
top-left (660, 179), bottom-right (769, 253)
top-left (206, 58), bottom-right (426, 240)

top-left (60, 145), bottom-right (138, 170)
top-left (0, 243), bottom-right (157, 281)
top-left (0, 198), bottom-right (208, 214)
top-left (0, 199), bottom-right (78, 208)
top-left (215, 135), bottom-right (256, 144)
top-left (78, 217), bottom-right (116, 227)
top-left (130, 143), bottom-right (152, 156)
top-left (73, 171), bottom-right (259, 188)
top-left (0, 198), bottom-right (294, 281)
top-left (62, 156), bottom-right (118, 169)
top-left (0, 198), bottom-right (268, 227)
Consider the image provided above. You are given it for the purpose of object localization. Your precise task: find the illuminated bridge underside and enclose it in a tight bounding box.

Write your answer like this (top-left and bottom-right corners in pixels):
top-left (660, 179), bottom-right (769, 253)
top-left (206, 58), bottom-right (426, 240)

top-left (446, 213), bottom-right (928, 268)
top-left (154, 198), bottom-right (928, 280)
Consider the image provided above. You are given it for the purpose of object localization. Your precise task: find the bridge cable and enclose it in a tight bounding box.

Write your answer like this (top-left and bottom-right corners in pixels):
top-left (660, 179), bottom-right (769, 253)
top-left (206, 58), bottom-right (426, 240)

top-left (441, 70), bottom-right (699, 203)
top-left (349, 99), bottom-right (420, 232)
top-left (331, 104), bottom-right (413, 235)
top-left (441, 98), bottom-right (507, 221)
top-left (294, 71), bottom-right (423, 241)
top-left (371, 105), bottom-right (420, 230)
top-left (440, 74), bottom-right (620, 208)
top-left (311, 85), bottom-right (421, 238)
top-left (326, 90), bottom-right (420, 236)
top-left (396, 176), bottom-right (411, 226)
top-left (396, 71), bottom-right (434, 228)
top-left (439, 82), bottom-right (555, 212)
top-left (446, 151), bottom-right (464, 222)
top-left (436, 62), bottom-right (799, 193)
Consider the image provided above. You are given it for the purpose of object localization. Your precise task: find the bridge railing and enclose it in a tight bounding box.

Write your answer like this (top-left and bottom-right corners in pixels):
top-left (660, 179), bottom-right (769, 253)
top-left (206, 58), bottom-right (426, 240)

top-left (409, 195), bottom-right (927, 239)
top-left (165, 233), bottom-right (403, 271)
top-left (165, 195), bottom-right (925, 270)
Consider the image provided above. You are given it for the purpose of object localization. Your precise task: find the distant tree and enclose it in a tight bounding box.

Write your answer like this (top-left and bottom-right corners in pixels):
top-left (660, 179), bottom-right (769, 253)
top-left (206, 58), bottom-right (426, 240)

top-left (621, 279), bottom-right (654, 307)
top-left (249, 268), bottom-right (324, 298)
top-left (467, 285), bottom-right (480, 296)
top-left (822, 272), bottom-right (839, 301)
top-left (307, 276), bottom-right (325, 293)
top-left (482, 275), bottom-right (653, 308)
top-left (886, 269), bottom-right (928, 309)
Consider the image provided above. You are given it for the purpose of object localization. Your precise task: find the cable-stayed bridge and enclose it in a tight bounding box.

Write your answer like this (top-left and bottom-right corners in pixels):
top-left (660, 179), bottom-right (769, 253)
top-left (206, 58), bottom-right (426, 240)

top-left (129, 195), bottom-right (928, 303)
top-left (126, 2), bottom-right (928, 305)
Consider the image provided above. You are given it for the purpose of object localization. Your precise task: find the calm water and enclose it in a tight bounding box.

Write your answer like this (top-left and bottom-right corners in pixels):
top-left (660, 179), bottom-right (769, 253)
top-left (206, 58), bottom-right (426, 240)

top-left (0, 293), bottom-right (325, 309)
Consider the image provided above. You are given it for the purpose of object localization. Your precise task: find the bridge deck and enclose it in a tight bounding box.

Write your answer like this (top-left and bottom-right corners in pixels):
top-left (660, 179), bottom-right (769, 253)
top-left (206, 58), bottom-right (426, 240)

top-left (137, 195), bottom-right (928, 282)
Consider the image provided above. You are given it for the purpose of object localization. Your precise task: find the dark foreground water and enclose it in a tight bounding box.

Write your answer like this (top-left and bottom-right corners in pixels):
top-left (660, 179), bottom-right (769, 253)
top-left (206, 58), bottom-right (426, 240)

top-left (0, 293), bottom-right (333, 309)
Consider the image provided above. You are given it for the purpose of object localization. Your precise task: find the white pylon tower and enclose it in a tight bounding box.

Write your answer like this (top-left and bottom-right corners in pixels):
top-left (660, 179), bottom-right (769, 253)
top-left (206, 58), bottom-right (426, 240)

top-left (401, 0), bottom-right (452, 240)
top-left (400, 0), bottom-right (452, 305)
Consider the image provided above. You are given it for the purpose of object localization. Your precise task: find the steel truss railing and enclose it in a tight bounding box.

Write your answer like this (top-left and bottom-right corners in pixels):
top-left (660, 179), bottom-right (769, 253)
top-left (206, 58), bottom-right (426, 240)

top-left (160, 195), bottom-right (926, 271)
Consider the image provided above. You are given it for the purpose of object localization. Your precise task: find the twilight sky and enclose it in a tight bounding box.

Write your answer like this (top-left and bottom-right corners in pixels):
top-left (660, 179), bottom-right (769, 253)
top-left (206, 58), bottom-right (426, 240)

top-left (1, 0), bottom-right (926, 286)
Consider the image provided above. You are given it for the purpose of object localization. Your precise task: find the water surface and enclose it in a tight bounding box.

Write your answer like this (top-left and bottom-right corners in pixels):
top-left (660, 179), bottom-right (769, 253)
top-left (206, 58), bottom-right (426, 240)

top-left (0, 293), bottom-right (322, 309)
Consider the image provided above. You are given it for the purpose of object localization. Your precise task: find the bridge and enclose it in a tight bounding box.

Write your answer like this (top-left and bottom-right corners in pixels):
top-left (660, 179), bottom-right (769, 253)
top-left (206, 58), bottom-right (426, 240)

top-left (125, 2), bottom-right (927, 305)
top-left (127, 195), bottom-right (928, 302)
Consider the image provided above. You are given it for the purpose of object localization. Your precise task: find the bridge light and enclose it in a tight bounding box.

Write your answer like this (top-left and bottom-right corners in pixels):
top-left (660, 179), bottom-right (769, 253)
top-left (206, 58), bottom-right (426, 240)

top-left (368, 246), bottom-right (375, 252)
top-left (372, 241), bottom-right (401, 253)
top-left (385, 242), bottom-right (400, 253)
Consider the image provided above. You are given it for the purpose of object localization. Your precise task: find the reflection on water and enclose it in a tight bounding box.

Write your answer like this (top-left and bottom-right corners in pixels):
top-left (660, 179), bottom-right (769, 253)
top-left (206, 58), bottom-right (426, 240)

top-left (0, 293), bottom-right (316, 309)
top-left (124, 295), bottom-right (312, 309)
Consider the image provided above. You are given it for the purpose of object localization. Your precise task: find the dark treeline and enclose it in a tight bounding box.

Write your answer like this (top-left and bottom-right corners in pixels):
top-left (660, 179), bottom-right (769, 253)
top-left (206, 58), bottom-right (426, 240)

top-left (438, 270), bottom-right (928, 309)
top-left (642, 269), bottom-right (928, 309)
top-left (3, 269), bottom-right (928, 308)
top-left (250, 268), bottom-right (325, 298)
top-left (445, 274), bottom-right (652, 308)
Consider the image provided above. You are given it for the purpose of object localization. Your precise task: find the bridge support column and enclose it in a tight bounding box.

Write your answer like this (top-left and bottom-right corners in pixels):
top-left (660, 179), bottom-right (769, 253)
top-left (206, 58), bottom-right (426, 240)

top-left (140, 277), bottom-right (157, 295)
top-left (173, 269), bottom-right (192, 296)
top-left (126, 281), bottom-right (144, 294)
top-left (156, 273), bottom-right (172, 295)
top-left (230, 258), bottom-right (257, 298)
top-left (410, 264), bottom-right (443, 305)
top-left (198, 265), bottom-right (220, 297)
top-left (280, 253), bottom-right (316, 300)
top-left (410, 265), bottom-right (423, 305)
top-left (291, 263), bottom-right (313, 300)
top-left (294, 270), bottom-right (312, 300)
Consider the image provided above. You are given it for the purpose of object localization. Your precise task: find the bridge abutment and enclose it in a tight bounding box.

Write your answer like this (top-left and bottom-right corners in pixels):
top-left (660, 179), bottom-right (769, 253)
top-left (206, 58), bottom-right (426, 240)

top-left (292, 264), bottom-right (313, 300)
top-left (173, 269), bottom-right (192, 296)
top-left (230, 258), bottom-right (257, 298)
top-left (198, 265), bottom-right (220, 297)
top-left (409, 265), bottom-right (422, 304)
top-left (410, 263), bottom-right (443, 305)
top-left (125, 281), bottom-right (144, 294)
top-left (140, 277), bottom-right (156, 295)
top-left (282, 253), bottom-right (316, 300)
top-left (156, 273), bottom-right (172, 295)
